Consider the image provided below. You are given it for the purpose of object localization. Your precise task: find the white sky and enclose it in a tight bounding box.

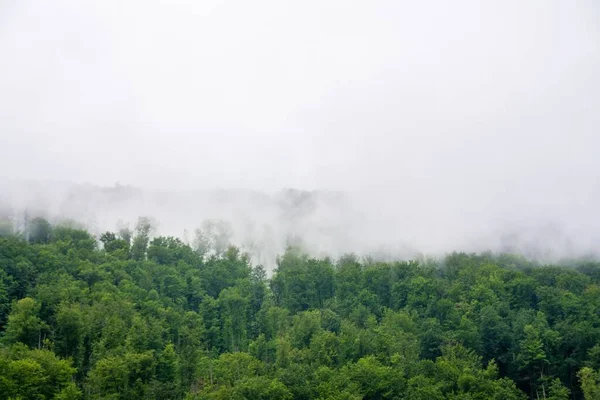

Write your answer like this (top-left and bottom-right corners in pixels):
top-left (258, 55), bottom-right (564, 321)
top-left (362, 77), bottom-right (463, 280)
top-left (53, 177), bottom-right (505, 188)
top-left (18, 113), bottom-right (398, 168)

top-left (1, 0), bottom-right (600, 261)
top-left (1, 0), bottom-right (599, 193)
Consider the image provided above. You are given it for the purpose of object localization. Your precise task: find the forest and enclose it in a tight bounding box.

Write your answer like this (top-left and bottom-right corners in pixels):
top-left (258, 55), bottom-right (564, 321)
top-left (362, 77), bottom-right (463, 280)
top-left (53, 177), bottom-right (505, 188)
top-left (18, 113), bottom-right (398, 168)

top-left (1, 217), bottom-right (600, 400)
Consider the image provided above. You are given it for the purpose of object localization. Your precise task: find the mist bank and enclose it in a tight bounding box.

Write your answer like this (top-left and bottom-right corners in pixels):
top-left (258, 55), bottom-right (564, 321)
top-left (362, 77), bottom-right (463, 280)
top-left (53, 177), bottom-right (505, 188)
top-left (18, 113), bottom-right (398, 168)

top-left (1, 178), bottom-right (598, 269)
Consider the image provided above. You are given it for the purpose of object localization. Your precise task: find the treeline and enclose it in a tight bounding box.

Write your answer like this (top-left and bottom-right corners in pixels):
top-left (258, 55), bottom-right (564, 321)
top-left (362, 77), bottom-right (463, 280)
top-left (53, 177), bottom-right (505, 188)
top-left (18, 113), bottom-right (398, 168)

top-left (1, 218), bottom-right (600, 399)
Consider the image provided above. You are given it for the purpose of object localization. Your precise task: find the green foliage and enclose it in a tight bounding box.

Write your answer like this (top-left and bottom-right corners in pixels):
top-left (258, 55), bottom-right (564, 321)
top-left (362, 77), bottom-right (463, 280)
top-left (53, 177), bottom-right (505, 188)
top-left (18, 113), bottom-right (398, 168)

top-left (578, 367), bottom-right (600, 400)
top-left (0, 346), bottom-right (79, 400)
top-left (1, 222), bottom-right (600, 399)
top-left (3, 297), bottom-right (48, 348)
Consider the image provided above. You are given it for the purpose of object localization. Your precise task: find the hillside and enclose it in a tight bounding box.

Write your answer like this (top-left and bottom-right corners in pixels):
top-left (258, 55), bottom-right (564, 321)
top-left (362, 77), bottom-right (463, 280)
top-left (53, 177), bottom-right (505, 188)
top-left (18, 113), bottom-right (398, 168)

top-left (1, 223), bottom-right (600, 399)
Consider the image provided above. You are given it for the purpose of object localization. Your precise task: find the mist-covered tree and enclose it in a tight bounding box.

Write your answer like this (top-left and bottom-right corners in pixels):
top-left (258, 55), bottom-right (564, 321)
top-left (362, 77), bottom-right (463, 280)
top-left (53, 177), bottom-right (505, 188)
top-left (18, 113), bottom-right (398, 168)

top-left (0, 216), bottom-right (13, 237)
top-left (28, 216), bottom-right (52, 244)
top-left (130, 216), bottom-right (153, 261)
top-left (99, 231), bottom-right (129, 254)
top-left (193, 219), bottom-right (233, 258)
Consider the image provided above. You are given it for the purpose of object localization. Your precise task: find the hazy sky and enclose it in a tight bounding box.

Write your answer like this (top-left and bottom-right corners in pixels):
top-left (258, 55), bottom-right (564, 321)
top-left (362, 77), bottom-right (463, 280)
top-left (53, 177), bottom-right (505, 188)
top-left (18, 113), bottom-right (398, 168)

top-left (1, 0), bottom-right (599, 193)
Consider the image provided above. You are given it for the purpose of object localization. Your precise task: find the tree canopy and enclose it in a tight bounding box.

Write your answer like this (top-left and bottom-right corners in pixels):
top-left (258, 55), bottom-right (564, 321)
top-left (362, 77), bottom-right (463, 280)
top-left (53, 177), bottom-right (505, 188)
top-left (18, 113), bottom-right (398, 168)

top-left (1, 219), bottom-right (600, 399)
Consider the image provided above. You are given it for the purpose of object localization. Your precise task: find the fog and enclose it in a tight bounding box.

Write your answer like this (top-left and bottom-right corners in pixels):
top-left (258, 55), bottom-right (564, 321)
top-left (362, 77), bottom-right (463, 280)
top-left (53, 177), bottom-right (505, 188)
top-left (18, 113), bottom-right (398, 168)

top-left (1, 1), bottom-right (599, 268)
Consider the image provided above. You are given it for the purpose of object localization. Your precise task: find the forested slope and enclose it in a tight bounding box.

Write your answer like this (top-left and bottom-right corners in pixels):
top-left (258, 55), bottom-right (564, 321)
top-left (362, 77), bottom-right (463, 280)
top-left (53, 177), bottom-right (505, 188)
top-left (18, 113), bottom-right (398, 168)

top-left (1, 219), bottom-right (600, 399)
